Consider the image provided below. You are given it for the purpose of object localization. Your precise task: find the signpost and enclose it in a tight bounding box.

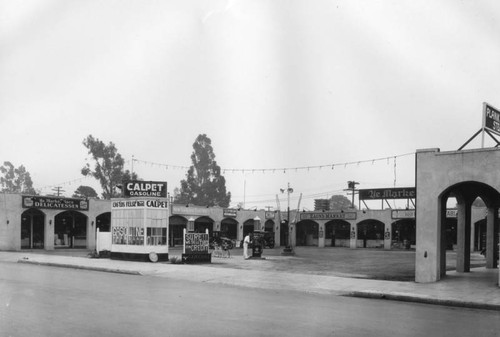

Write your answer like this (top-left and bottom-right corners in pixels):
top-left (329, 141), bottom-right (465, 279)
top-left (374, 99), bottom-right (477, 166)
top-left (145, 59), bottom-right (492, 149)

top-left (182, 228), bottom-right (211, 263)
top-left (459, 102), bottom-right (500, 150)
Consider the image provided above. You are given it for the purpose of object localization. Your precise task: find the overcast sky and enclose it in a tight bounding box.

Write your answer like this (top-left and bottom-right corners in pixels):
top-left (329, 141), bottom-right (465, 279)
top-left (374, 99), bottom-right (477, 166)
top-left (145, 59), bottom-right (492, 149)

top-left (1, 0), bottom-right (499, 210)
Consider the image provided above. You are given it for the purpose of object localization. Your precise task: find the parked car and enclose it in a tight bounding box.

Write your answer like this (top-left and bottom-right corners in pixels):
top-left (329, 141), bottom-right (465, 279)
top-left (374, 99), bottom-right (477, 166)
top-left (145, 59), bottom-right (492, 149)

top-left (210, 236), bottom-right (234, 250)
top-left (263, 232), bottom-right (275, 248)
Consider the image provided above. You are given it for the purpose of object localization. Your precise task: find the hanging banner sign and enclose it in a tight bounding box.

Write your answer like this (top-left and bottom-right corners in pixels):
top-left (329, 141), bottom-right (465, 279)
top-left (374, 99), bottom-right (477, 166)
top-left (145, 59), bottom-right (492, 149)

top-left (300, 212), bottom-right (356, 221)
top-left (483, 102), bottom-right (500, 136)
top-left (123, 180), bottom-right (167, 198)
top-left (22, 196), bottom-right (89, 210)
top-left (359, 187), bottom-right (416, 200)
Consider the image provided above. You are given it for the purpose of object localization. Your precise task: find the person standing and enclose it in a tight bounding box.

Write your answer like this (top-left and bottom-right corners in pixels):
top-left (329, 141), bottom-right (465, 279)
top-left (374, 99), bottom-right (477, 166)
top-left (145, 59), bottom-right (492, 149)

top-left (243, 233), bottom-right (251, 259)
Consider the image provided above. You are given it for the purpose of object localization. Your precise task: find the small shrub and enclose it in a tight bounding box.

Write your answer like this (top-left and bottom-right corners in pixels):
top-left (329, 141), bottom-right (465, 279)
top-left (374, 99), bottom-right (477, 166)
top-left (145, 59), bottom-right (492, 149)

top-left (169, 256), bottom-right (183, 264)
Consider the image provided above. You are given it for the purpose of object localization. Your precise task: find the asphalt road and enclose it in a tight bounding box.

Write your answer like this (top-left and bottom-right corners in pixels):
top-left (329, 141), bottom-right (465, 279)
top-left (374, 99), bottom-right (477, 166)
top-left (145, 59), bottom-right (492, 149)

top-left (1, 262), bottom-right (499, 337)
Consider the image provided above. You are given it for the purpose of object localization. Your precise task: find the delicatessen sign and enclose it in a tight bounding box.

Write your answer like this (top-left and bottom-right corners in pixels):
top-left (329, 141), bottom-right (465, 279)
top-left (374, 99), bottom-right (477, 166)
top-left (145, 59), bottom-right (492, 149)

top-left (22, 196), bottom-right (89, 210)
top-left (123, 180), bottom-right (167, 198)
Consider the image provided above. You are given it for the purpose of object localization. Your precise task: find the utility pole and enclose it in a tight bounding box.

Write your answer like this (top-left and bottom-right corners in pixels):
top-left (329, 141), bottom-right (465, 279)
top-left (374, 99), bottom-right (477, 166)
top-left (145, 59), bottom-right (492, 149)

top-left (344, 181), bottom-right (359, 209)
top-left (280, 182), bottom-right (295, 255)
top-left (52, 186), bottom-right (65, 197)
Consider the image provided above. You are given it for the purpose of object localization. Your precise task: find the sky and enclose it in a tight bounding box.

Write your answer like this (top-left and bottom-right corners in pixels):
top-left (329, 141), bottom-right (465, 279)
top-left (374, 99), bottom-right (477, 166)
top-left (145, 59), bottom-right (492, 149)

top-left (1, 0), bottom-right (500, 211)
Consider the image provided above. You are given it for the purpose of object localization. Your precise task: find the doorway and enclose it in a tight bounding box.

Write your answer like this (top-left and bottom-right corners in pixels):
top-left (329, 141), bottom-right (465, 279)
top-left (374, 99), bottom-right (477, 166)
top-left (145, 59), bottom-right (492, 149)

top-left (21, 209), bottom-right (45, 249)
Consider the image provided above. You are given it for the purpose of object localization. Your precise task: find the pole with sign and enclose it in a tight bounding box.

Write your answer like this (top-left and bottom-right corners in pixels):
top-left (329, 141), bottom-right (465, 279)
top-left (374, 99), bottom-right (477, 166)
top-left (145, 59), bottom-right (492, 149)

top-left (459, 102), bottom-right (500, 150)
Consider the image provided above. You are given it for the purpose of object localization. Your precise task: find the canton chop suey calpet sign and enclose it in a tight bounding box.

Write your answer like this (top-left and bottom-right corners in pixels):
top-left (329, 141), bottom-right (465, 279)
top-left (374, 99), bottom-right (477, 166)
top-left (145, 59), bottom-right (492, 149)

top-left (123, 180), bottom-right (167, 198)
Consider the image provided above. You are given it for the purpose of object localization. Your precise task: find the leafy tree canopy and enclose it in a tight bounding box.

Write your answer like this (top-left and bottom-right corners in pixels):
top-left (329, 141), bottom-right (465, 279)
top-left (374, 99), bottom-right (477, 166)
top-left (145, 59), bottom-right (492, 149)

top-left (175, 134), bottom-right (231, 207)
top-left (329, 195), bottom-right (355, 210)
top-left (0, 161), bottom-right (36, 194)
top-left (73, 185), bottom-right (99, 199)
top-left (81, 135), bottom-right (138, 199)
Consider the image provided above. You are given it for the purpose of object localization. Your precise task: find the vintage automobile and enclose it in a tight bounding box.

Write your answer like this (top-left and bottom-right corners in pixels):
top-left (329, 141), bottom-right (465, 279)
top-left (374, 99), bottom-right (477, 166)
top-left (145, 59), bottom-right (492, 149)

top-left (209, 236), bottom-right (234, 250)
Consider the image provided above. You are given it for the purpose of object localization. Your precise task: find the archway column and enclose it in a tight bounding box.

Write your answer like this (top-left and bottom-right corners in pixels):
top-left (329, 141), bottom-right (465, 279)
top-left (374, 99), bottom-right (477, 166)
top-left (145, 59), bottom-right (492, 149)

top-left (45, 215), bottom-right (54, 250)
top-left (384, 222), bottom-right (391, 250)
top-left (415, 197), bottom-right (442, 283)
top-left (349, 222), bottom-right (356, 249)
top-left (456, 201), bottom-right (472, 272)
top-left (486, 207), bottom-right (499, 268)
top-left (318, 221), bottom-right (325, 248)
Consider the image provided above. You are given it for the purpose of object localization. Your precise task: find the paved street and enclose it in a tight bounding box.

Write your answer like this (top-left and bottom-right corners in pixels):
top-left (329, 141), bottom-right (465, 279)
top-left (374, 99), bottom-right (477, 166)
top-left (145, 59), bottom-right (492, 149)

top-left (1, 262), bottom-right (500, 337)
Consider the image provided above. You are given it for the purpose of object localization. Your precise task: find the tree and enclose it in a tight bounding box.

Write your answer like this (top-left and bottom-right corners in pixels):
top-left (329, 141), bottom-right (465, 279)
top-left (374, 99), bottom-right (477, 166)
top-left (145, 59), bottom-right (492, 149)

top-left (329, 195), bottom-right (355, 210)
top-left (72, 185), bottom-right (99, 199)
top-left (0, 161), bottom-right (36, 194)
top-left (175, 134), bottom-right (231, 207)
top-left (81, 135), bottom-right (138, 199)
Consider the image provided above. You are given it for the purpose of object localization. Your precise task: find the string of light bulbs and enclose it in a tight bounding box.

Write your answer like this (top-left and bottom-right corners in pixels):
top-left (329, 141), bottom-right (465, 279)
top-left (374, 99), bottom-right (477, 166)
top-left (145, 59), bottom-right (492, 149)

top-left (37, 152), bottom-right (414, 192)
top-left (132, 152), bottom-right (415, 175)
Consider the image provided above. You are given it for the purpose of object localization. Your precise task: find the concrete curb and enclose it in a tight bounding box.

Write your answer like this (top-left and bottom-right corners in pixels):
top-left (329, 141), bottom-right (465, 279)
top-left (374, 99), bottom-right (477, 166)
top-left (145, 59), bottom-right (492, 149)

top-left (344, 291), bottom-right (500, 311)
top-left (17, 259), bottom-right (142, 276)
top-left (13, 257), bottom-right (499, 311)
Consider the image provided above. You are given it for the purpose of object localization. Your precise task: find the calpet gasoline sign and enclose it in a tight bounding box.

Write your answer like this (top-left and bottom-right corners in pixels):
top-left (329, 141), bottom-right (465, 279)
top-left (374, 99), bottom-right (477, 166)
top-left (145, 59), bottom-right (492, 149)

top-left (123, 180), bottom-right (167, 198)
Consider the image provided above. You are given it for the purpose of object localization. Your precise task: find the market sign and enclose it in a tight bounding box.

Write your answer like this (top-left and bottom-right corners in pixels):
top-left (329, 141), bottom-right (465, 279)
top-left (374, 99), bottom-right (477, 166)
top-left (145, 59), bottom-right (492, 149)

top-left (483, 102), bottom-right (500, 136)
top-left (300, 211), bottom-right (356, 221)
top-left (392, 210), bottom-right (415, 219)
top-left (359, 187), bottom-right (416, 200)
top-left (123, 180), bottom-right (167, 198)
top-left (223, 208), bottom-right (237, 217)
top-left (22, 196), bottom-right (89, 211)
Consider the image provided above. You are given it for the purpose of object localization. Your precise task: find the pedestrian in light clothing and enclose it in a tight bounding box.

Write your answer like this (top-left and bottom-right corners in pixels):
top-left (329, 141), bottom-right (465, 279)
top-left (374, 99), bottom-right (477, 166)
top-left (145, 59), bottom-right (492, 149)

top-left (243, 233), bottom-right (251, 259)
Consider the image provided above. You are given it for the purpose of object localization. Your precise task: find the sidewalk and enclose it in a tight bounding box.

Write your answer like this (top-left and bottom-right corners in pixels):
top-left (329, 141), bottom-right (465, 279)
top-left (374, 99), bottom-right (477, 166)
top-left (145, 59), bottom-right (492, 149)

top-left (1, 250), bottom-right (499, 311)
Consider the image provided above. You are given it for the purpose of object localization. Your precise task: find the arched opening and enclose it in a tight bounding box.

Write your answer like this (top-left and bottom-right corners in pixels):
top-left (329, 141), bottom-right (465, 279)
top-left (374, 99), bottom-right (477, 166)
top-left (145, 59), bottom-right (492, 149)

top-left (54, 211), bottom-right (88, 248)
top-left (96, 212), bottom-right (111, 232)
top-left (264, 220), bottom-right (274, 233)
top-left (243, 219), bottom-right (254, 237)
top-left (391, 219), bottom-right (416, 249)
top-left (439, 181), bottom-right (500, 275)
top-left (21, 209), bottom-right (45, 249)
top-left (444, 217), bottom-right (457, 250)
top-left (357, 220), bottom-right (384, 248)
top-left (325, 220), bottom-right (350, 247)
top-left (220, 218), bottom-right (238, 240)
top-left (295, 220), bottom-right (319, 246)
top-left (169, 215), bottom-right (187, 247)
top-left (194, 216), bottom-right (214, 237)
top-left (474, 218), bottom-right (487, 252)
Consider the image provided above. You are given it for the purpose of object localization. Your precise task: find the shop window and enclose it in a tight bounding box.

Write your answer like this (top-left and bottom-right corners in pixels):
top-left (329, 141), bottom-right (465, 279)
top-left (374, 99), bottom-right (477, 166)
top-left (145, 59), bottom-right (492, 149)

top-left (147, 227), bottom-right (167, 245)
